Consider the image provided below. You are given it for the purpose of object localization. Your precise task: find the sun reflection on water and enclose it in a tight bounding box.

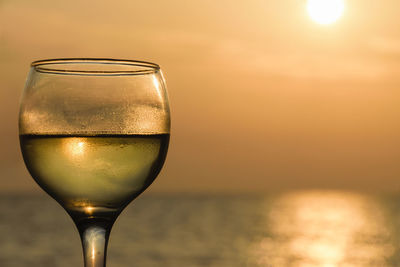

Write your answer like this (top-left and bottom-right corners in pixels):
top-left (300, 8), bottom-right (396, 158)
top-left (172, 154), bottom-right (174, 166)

top-left (251, 191), bottom-right (395, 266)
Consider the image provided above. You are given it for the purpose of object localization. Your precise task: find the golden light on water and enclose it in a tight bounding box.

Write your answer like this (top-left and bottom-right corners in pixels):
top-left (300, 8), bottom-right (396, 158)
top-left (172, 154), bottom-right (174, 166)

top-left (307, 0), bottom-right (345, 25)
top-left (251, 191), bottom-right (395, 266)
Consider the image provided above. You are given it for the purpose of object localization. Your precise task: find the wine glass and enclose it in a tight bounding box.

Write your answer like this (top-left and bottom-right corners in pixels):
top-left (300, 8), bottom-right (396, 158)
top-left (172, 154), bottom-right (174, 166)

top-left (19, 58), bottom-right (170, 267)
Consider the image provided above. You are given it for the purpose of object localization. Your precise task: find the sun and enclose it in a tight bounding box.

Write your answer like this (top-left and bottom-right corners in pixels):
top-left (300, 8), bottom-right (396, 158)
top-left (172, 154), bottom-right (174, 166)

top-left (307, 0), bottom-right (345, 25)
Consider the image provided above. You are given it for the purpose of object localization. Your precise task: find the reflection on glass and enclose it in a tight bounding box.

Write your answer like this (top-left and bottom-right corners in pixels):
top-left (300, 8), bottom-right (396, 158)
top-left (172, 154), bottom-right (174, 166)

top-left (62, 137), bottom-right (86, 160)
top-left (63, 138), bottom-right (86, 157)
top-left (251, 191), bottom-right (395, 266)
top-left (84, 206), bottom-right (94, 215)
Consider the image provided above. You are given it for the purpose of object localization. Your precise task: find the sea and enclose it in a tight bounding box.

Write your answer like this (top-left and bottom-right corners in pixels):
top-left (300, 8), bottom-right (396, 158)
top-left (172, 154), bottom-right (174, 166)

top-left (1, 190), bottom-right (400, 267)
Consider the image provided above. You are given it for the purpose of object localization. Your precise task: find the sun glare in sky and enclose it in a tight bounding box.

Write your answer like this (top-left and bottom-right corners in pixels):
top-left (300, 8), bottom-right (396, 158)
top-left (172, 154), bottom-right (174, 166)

top-left (307, 0), bottom-right (345, 25)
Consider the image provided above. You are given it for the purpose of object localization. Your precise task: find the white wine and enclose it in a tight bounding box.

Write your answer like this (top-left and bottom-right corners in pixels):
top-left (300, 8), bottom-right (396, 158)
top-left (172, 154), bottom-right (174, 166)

top-left (20, 134), bottom-right (169, 223)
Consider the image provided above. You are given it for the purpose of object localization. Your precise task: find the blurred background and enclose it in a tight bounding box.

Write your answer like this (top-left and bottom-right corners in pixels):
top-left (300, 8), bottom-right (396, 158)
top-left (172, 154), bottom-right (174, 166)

top-left (2, 0), bottom-right (400, 194)
top-left (2, 0), bottom-right (400, 266)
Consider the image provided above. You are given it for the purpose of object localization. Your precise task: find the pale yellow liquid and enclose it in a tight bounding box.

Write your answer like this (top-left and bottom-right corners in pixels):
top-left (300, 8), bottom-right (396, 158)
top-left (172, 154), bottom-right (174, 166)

top-left (20, 134), bottom-right (169, 221)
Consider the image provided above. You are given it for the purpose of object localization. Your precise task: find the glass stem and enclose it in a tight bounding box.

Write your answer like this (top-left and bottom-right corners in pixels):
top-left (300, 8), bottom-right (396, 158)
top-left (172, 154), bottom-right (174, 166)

top-left (78, 222), bottom-right (112, 267)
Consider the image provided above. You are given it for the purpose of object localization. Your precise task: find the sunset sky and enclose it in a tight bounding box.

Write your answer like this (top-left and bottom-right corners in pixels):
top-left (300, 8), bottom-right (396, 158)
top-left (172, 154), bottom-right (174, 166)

top-left (2, 0), bottom-right (400, 193)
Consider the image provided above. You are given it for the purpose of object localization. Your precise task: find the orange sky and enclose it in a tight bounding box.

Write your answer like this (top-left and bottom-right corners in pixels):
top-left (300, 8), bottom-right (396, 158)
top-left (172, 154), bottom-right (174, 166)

top-left (2, 0), bottom-right (400, 193)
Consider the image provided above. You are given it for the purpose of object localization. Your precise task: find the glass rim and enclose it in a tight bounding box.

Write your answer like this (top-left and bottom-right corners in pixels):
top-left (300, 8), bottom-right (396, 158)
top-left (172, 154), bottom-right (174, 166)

top-left (31, 58), bottom-right (160, 76)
